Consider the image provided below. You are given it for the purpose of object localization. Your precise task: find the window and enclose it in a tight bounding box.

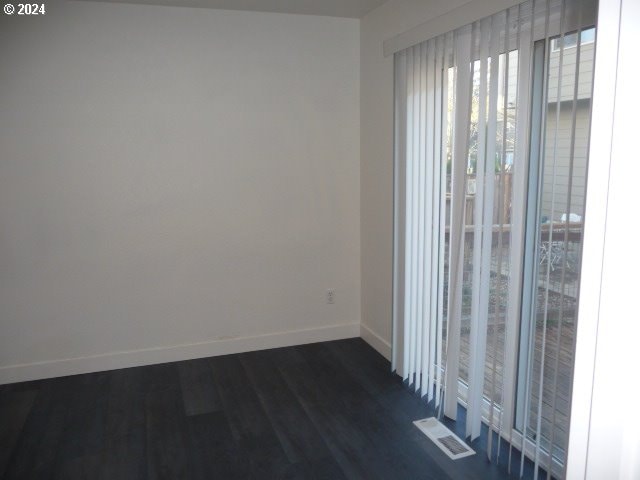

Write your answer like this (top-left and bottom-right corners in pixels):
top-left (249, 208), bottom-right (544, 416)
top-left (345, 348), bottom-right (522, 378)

top-left (551, 28), bottom-right (595, 52)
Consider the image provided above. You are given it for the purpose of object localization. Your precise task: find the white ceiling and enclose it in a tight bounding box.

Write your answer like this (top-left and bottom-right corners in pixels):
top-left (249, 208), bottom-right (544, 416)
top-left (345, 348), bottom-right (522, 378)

top-left (82, 0), bottom-right (389, 18)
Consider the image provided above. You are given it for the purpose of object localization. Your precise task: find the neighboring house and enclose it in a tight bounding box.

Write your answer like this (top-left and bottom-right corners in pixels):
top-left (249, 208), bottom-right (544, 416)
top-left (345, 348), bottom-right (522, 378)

top-left (541, 31), bottom-right (595, 221)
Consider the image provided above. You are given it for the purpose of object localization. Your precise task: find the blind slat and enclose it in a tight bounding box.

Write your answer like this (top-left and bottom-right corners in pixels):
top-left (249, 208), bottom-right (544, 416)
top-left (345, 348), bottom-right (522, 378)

top-left (533, 1), bottom-right (568, 477)
top-left (466, 16), bottom-right (491, 441)
top-left (421, 39), bottom-right (435, 396)
top-left (428, 36), bottom-right (443, 403)
top-left (444, 24), bottom-right (473, 419)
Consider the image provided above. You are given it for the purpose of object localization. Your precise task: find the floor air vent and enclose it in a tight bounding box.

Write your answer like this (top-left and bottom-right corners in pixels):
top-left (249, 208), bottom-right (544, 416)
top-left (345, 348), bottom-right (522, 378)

top-left (413, 417), bottom-right (475, 460)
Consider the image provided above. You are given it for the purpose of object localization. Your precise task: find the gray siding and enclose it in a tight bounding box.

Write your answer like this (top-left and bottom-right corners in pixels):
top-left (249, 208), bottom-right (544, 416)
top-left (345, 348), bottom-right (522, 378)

top-left (547, 42), bottom-right (595, 102)
top-left (540, 100), bottom-right (590, 221)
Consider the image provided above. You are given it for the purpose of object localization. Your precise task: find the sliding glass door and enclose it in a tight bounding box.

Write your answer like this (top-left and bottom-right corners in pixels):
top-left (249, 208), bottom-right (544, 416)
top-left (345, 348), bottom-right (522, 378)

top-left (446, 19), bottom-right (597, 478)
top-left (392, 2), bottom-right (597, 477)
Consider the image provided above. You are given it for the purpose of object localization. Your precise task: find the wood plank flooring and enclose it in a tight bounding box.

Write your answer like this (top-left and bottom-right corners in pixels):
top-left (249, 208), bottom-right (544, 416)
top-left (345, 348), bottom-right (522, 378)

top-left (0, 339), bottom-right (532, 479)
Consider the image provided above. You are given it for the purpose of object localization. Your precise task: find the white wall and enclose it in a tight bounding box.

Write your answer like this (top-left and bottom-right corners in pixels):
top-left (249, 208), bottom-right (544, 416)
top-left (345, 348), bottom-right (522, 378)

top-left (0, 0), bottom-right (360, 383)
top-left (359, 0), bottom-right (520, 359)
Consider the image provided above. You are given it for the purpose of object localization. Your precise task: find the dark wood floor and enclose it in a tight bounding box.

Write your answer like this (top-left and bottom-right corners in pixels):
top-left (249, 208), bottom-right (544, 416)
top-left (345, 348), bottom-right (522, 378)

top-left (0, 338), bottom-right (530, 479)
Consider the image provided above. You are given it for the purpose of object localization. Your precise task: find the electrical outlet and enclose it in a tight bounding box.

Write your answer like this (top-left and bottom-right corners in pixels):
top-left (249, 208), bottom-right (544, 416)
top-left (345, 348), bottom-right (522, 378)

top-left (326, 289), bottom-right (335, 304)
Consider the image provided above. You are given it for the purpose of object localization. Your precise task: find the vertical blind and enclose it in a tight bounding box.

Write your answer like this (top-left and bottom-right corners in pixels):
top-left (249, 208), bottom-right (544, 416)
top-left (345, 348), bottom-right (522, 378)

top-left (392, 0), bottom-right (596, 477)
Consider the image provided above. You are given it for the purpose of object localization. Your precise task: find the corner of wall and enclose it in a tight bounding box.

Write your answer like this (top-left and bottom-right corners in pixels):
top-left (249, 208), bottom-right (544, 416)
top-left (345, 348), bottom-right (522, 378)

top-left (360, 323), bottom-right (392, 360)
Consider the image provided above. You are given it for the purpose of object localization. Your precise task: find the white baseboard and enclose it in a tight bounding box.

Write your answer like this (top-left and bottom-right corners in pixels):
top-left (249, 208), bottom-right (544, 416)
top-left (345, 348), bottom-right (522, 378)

top-left (0, 322), bottom-right (360, 385)
top-left (360, 323), bottom-right (392, 360)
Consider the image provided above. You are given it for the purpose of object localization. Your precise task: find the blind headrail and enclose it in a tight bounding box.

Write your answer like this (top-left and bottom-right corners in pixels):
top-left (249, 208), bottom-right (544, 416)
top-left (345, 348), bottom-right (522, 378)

top-left (382, 0), bottom-right (595, 57)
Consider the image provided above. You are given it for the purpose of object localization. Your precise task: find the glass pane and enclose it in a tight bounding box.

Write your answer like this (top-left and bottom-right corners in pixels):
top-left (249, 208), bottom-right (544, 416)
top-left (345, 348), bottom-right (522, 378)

top-left (441, 65), bottom-right (455, 380)
top-left (456, 48), bottom-right (519, 408)
top-left (525, 27), bottom-right (596, 463)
